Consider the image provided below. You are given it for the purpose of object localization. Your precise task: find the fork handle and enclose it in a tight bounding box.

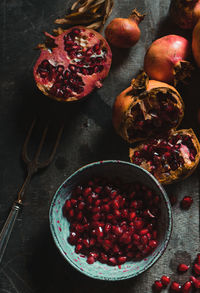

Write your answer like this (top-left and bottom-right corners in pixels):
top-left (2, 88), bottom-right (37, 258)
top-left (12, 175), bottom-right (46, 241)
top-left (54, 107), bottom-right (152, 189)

top-left (0, 201), bottom-right (22, 263)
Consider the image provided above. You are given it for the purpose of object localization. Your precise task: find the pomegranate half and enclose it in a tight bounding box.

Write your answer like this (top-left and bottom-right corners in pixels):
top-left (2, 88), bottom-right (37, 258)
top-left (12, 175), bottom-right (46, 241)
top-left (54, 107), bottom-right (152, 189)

top-left (129, 129), bottom-right (200, 184)
top-left (112, 72), bottom-right (184, 144)
top-left (33, 26), bottom-right (112, 102)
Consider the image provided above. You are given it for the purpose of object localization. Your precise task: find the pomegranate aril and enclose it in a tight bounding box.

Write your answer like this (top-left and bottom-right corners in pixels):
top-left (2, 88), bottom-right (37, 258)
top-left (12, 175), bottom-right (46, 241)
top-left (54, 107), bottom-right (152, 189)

top-left (178, 263), bottom-right (189, 273)
top-left (108, 257), bottom-right (117, 266)
top-left (161, 275), bottom-right (171, 286)
top-left (190, 276), bottom-right (200, 289)
top-left (180, 196), bottom-right (193, 209)
top-left (181, 281), bottom-right (192, 293)
top-left (149, 240), bottom-right (158, 249)
top-left (170, 281), bottom-right (181, 292)
top-left (75, 243), bottom-right (83, 253)
top-left (194, 263), bottom-right (200, 275)
top-left (153, 280), bottom-right (163, 291)
top-left (87, 256), bottom-right (95, 264)
top-left (118, 256), bottom-right (127, 264)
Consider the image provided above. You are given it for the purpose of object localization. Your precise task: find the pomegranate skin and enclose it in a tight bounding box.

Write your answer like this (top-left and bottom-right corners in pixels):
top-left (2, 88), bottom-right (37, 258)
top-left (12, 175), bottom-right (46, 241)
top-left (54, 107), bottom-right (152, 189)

top-left (105, 9), bottom-right (145, 48)
top-left (170, 0), bottom-right (200, 30)
top-left (192, 19), bottom-right (200, 67)
top-left (33, 26), bottom-right (112, 102)
top-left (112, 73), bottom-right (184, 144)
top-left (144, 35), bottom-right (191, 85)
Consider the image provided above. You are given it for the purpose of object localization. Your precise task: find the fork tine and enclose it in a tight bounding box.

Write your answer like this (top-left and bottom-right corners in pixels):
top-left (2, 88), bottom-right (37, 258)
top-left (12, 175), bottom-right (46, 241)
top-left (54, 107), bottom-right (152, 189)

top-left (34, 124), bottom-right (49, 162)
top-left (38, 123), bottom-right (64, 169)
top-left (22, 118), bottom-right (37, 164)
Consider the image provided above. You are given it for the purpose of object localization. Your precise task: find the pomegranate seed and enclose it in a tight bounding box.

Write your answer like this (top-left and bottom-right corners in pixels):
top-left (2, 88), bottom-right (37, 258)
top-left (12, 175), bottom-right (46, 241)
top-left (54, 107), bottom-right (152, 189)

top-left (149, 240), bottom-right (158, 249)
top-left (180, 196), bottom-right (193, 209)
top-left (75, 243), bottom-right (83, 253)
top-left (83, 187), bottom-right (92, 197)
top-left (153, 280), bottom-right (163, 291)
top-left (140, 229), bottom-right (149, 235)
top-left (87, 256), bottom-right (95, 264)
top-left (160, 275), bottom-right (170, 286)
top-left (177, 263), bottom-right (189, 273)
top-left (194, 263), bottom-right (200, 275)
top-left (65, 199), bottom-right (71, 209)
top-left (118, 256), bottom-right (127, 264)
top-left (181, 281), bottom-right (192, 293)
top-left (190, 276), bottom-right (200, 289)
top-left (170, 281), bottom-right (181, 292)
top-left (108, 257), bottom-right (117, 266)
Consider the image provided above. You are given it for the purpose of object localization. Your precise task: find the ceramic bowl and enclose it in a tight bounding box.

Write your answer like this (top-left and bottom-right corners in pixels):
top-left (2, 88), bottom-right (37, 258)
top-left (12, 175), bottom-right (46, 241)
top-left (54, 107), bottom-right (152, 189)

top-left (49, 160), bottom-right (172, 281)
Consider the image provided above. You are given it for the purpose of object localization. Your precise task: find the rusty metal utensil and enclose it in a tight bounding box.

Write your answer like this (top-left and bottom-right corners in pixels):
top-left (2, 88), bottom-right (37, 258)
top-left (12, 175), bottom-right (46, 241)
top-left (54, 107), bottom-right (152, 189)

top-left (0, 118), bottom-right (64, 263)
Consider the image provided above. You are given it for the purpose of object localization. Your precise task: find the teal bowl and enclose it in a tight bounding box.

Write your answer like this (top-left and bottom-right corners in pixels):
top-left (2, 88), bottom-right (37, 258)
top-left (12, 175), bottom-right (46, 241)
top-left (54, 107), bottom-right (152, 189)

top-left (49, 160), bottom-right (172, 280)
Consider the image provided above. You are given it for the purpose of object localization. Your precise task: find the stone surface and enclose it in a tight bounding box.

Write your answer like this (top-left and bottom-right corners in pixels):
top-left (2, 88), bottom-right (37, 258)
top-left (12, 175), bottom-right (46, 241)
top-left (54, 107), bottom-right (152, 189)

top-left (0, 0), bottom-right (199, 292)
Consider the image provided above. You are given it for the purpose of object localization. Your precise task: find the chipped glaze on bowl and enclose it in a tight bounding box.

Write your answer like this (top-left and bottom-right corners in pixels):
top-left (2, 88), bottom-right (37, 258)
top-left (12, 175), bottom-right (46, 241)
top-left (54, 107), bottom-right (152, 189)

top-left (49, 160), bottom-right (172, 281)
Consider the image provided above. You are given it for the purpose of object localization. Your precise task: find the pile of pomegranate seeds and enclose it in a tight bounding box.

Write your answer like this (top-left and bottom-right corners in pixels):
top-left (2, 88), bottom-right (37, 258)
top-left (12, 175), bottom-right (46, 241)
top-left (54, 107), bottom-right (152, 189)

top-left (152, 253), bottom-right (200, 292)
top-left (63, 178), bottom-right (160, 266)
top-left (131, 133), bottom-right (197, 175)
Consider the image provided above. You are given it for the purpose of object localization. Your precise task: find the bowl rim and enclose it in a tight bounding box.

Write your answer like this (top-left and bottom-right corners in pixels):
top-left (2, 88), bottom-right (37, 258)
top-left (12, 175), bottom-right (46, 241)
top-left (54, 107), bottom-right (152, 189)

top-left (49, 160), bottom-right (172, 281)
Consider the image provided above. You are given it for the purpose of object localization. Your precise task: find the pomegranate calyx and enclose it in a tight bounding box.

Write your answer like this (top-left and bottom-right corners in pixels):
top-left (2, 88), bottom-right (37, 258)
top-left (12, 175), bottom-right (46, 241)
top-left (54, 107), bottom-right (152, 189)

top-left (129, 8), bottom-right (145, 24)
top-left (131, 71), bottom-right (149, 96)
top-left (173, 60), bottom-right (194, 86)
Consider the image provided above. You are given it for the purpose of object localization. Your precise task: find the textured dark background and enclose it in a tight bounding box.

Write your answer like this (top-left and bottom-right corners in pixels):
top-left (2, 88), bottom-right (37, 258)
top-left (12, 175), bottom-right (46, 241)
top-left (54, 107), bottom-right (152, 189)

top-left (0, 0), bottom-right (199, 292)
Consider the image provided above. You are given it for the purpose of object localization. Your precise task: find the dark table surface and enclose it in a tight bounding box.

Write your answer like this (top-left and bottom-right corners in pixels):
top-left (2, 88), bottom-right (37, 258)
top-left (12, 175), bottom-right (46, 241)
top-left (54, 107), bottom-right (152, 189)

top-left (0, 0), bottom-right (200, 292)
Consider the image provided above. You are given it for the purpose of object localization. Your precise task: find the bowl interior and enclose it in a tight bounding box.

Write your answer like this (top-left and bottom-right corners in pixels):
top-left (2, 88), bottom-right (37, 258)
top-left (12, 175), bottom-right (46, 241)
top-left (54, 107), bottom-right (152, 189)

top-left (49, 160), bottom-right (172, 280)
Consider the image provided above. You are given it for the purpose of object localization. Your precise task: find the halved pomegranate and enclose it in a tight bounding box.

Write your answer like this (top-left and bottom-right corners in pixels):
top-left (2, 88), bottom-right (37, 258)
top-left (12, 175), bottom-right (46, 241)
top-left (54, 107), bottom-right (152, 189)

top-left (33, 26), bottom-right (112, 102)
top-left (129, 129), bottom-right (200, 184)
top-left (112, 72), bottom-right (184, 144)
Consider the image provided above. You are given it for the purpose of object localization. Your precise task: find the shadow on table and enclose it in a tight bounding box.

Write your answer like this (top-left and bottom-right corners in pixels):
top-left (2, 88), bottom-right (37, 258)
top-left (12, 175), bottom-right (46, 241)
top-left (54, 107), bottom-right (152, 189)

top-left (29, 226), bottom-right (142, 293)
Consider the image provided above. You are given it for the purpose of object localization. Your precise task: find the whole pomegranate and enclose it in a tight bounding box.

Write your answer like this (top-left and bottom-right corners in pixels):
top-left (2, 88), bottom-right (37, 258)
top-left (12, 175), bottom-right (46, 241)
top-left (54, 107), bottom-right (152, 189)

top-left (33, 26), bottom-right (112, 102)
top-left (170, 0), bottom-right (200, 29)
top-left (144, 35), bottom-right (192, 85)
top-left (105, 9), bottom-right (145, 48)
top-left (112, 72), bottom-right (184, 144)
top-left (192, 19), bottom-right (200, 67)
top-left (129, 129), bottom-right (200, 184)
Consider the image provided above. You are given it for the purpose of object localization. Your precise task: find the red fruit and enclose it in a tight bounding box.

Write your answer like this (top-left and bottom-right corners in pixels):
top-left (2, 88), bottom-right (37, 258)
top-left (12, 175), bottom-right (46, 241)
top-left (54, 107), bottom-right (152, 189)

top-left (144, 35), bottom-right (192, 85)
top-left (118, 256), bottom-right (127, 264)
top-left (170, 0), bottom-right (200, 29)
top-left (170, 281), bottom-right (181, 292)
top-left (33, 26), bottom-right (112, 102)
top-left (180, 196), bottom-right (193, 209)
top-left (181, 281), bottom-right (192, 293)
top-left (190, 276), bottom-right (200, 289)
top-left (161, 275), bottom-right (171, 286)
top-left (194, 263), bottom-right (200, 275)
top-left (105, 9), bottom-right (145, 48)
top-left (153, 280), bottom-right (163, 291)
top-left (178, 263), bottom-right (190, 273)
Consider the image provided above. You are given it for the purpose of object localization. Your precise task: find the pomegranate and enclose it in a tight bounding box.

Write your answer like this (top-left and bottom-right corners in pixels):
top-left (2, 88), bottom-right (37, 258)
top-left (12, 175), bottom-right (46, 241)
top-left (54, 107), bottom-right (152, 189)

top-left (170, 0), bottom-right (200, 29)
top-left (144, 35), bottom-right (193, 85)
top-left (33, 26), bottom-right (112, 102)
top-left (112, 72), bottom-right (184, 144)
top-left (129, 129), bottom-right (200, 184)
top-left (63, 178), bottom-right (161, 266)
top-left (105, 9), bottom-right (145, 48)
top-left (192, 19), bottom-right (200, 67)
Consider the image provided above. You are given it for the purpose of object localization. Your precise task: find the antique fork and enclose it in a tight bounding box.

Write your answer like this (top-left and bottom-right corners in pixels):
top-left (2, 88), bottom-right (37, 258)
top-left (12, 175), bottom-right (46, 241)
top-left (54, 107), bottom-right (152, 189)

top-left (0, 118), bottom-right (64, 263)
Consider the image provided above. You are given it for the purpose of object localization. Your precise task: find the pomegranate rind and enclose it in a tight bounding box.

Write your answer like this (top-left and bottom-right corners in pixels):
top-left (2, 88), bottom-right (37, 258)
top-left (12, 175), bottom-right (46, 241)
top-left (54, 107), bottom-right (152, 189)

top-left (129, 129), bottom-right (200, 185)
top-left (192, 19), bottom-right (200, 67)
top-left (144, 35), bottom-right (192, 85)
top-left (112, 76), bottom-right (184, 144)
top-left (170, 0), bottom-right (200, 30)
top-left (33, 26), bottom-right (112, 102)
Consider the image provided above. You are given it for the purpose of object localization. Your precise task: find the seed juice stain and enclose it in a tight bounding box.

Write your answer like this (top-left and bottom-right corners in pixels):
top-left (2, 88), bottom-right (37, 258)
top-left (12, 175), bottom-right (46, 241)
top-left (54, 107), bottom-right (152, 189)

top-left (58, 227), bottom-right (62, 232)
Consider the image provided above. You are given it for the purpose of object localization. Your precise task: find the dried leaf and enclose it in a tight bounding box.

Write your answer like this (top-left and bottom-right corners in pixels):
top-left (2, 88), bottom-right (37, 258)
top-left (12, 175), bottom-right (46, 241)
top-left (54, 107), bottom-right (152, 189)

top-left (86, 21), bottom-right (102, 29)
